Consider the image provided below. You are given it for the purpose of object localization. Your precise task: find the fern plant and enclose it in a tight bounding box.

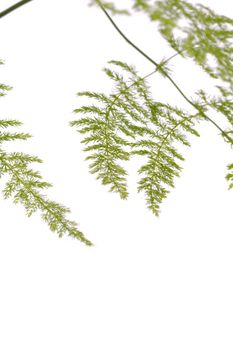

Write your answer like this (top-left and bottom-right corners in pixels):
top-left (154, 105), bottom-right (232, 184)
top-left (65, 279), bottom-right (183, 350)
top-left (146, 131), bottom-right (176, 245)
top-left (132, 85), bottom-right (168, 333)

top-left (71, 0), bottom-right (233, 217)
top-left (0, 61), bottom-right (92, 246)
top-left (0, 0), bottom-right (233, 243)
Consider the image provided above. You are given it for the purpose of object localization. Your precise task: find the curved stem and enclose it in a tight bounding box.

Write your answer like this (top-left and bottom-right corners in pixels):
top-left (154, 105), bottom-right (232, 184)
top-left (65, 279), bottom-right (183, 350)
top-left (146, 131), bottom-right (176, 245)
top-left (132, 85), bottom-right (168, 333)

top-left (97, 1), bottom-right (233, 145)
top-left (0, 0), bottom-right (33, 19)
top-left (97, 1), bottom-right (159, 68)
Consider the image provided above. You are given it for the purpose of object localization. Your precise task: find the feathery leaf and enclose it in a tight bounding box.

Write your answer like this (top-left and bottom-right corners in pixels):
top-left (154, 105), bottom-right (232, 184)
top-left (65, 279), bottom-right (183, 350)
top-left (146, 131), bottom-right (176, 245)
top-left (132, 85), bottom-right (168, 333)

top-left (71, 60), bottom-right (200, 214)
top-left (0, 64), bottom-right (92, 245)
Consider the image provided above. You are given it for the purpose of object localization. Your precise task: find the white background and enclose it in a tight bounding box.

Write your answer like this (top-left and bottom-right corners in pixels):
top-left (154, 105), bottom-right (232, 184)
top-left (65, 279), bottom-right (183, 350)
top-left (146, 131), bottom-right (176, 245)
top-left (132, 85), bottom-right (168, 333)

top-left (0, 0), bottom-right (233, 349)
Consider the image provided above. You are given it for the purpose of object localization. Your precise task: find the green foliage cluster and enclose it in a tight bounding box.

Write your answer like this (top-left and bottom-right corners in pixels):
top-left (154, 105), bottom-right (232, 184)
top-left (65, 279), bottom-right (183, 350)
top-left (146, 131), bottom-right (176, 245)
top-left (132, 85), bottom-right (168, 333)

top-left (71, 0), bottom-right (233, 217)
top-left (147, 0), bottom-right (233, 192)
top-left (145, 0), bottom-right (233, 194)
top-left (71, 60), bottom-right (200, 215)
top-left (0, 0), bottom-right (233, 243)
top-left (0, 63), bottom-right (92, 245)
top-left (148, 0), bottom-right (233, 89)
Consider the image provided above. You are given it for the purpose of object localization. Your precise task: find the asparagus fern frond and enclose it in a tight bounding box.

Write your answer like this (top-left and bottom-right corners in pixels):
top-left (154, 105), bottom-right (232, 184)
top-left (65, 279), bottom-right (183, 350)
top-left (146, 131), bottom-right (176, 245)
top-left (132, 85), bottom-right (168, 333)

top-left (149, 0), bottom-right (233, 89)
top-left (0, 71), bottom-right (92, 245)
top-left (71, 60), bottom-right (200, 215)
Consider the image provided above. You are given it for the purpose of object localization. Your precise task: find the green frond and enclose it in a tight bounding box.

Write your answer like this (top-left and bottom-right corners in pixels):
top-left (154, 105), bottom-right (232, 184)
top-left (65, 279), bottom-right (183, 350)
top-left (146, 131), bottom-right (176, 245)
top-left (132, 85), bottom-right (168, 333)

top-left (71, 103), bottom-right (130, 199)
top-left (149, 0), bottom-right (233, 88)
top-left (0, 64), bottom-right (92, 245)
top-left (72, 60), bottom-right (200, 214)
top-left (131, 103), bottom-right (199, 215)
top-left (0, 150), bottom-right (92, 245)
top-left (72, 60), bottom-right (154, 199)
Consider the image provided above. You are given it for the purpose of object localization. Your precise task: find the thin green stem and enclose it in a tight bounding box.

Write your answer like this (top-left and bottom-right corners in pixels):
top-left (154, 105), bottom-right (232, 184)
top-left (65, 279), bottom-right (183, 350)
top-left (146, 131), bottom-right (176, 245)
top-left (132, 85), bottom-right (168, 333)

top-left (0, 0), bottom-right (34, 19)
top-left (97, 1), bottom-right (233, 145)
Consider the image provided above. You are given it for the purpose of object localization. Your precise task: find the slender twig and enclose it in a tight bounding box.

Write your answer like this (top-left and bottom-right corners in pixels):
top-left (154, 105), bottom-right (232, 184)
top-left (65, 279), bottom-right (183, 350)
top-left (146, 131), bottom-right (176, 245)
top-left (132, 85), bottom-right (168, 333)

top-left (0, 0), bottom-right (33, 19)
top-left (97, 1), bottom-right (233, 145)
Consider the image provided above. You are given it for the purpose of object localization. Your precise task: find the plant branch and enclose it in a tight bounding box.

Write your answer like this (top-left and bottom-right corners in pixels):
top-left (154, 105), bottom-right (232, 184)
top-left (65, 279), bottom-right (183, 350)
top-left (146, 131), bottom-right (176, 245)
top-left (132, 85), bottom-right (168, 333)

top-left (97, 1), bottom-right (233, 145)
top-left (0, 0), bottom-right (33, 19)
top-left (0, 152), bottom-right (93, 245)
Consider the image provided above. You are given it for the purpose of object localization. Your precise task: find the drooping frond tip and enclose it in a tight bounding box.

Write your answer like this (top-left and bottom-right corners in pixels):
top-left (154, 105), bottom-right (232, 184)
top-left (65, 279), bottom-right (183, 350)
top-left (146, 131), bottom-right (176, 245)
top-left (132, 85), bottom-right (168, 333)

top-left (0, 64), bottom-right (92, 245)
top-left (0, 121), bottom-right (92, 245)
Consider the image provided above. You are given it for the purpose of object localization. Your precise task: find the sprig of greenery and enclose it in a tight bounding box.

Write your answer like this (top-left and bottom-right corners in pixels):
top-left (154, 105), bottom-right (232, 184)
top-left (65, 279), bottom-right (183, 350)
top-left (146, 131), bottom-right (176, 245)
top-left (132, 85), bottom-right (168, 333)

top-left (1, 0), bottom-right (233, 235)
top-left (148, 0), bottom-right (233, 90)
top-left (146, 0), bottom-right (233, 196)
top-left (71, 60), bottom-right (200, 215)
top-left (0, 72), bottom-right (92, 245)
top-left (73, 0), bottom-right (233, 215)
top-left (96, 0), bottom-right (233, 146)
top-left (132, 104), bottom-right (200, 215)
